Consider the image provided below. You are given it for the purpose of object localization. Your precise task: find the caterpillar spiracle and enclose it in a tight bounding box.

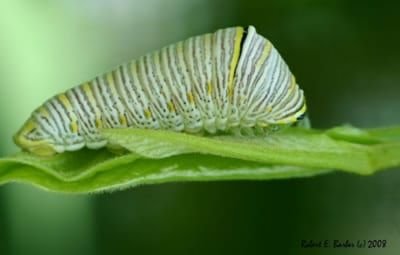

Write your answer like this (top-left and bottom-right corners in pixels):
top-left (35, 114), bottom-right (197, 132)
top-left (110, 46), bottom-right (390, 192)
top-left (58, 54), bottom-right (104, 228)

top-left (14, 26), bottom-right (307, 156)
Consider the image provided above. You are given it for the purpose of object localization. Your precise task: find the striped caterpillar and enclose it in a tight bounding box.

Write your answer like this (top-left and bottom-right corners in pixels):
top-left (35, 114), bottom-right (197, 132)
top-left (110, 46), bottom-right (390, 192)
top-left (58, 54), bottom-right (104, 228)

top-left (14, 26), bottom-right (307, 156)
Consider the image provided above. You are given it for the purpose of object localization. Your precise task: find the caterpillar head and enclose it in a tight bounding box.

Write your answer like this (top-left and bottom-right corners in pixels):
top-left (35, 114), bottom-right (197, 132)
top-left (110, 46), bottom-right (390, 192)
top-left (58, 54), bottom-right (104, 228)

top-left (13, 118), bottom-right (57, 156)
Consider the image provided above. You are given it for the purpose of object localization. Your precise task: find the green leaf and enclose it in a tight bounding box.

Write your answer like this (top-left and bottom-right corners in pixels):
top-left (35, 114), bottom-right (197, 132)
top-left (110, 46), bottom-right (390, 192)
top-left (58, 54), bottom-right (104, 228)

top-left (102, 126), bottom-right (400, 174)
top-left (0, 151), bottom-right (329, 193)
top-left (1, 125), bottom-right (399, 193)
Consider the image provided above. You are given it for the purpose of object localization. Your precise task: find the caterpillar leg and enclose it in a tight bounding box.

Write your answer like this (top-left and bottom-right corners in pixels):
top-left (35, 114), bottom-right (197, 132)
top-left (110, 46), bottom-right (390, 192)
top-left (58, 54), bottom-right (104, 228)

top-left (106, 143), bottom-right (129, 155)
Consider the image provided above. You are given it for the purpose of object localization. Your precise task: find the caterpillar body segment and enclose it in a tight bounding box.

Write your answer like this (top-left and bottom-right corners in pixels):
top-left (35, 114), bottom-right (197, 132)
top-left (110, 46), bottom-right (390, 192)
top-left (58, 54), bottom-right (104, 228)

top-left (14, 26), bottom-right (307, 156)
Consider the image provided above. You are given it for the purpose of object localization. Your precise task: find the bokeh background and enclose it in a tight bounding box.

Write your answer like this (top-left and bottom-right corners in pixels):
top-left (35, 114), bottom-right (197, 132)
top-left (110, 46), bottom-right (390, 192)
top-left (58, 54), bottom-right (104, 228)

top-left (0, 0), bottom-right (399, 254)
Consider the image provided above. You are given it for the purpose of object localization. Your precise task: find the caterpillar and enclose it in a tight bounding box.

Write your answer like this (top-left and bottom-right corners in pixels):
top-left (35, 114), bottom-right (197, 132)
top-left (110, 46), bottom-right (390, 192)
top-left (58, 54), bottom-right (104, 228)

top-left (14, 26), bottom-right (307, 156)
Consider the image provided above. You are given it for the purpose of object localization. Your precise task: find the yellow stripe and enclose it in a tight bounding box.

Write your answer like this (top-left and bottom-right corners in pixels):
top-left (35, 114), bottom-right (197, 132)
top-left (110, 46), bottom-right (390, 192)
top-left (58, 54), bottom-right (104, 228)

top-left (187, 92), bottom-right (194, 104)
top-left (95, 118), bottom-right (103, 128)
top-left (276, 102), bottom-right (307, 124)
top-left (38, 106), bottom-right (50, 118)
top-left (82, 83), bottom-right (99, 110)
top-left (57, 94), bottom-right (73, 111)
top-left (58, 93), bottom-right (78, 124)
top-left (70, 121), bottom-right (79, 133)
top-left (227, 27), bottom-right (244, 98)
top-left (298, 102), bottom-right (307, 116)
top-left (57, 94), bottom-right (80, 133)
top-left (22, 119), bottom-right (37, 133)
top-left (255, 41), bottom-right (272, 68)
top-left (144, 109), bottom-right (152, 119)
top-left (119, 114), bottom-right (127, 126)
top-left (167, 101), bottom-right (175, 112)
top-left (276, 118), bottom-right (295, 124)
top-left (207, 82), bottom-right (213, 95)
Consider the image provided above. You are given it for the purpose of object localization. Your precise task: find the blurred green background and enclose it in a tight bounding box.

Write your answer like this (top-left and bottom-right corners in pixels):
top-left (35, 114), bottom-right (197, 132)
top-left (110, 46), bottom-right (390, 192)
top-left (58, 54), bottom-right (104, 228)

top-left (0, 0), bottom-right (399, 254)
